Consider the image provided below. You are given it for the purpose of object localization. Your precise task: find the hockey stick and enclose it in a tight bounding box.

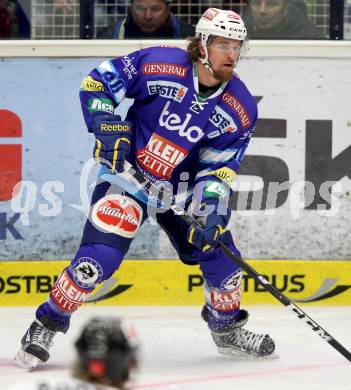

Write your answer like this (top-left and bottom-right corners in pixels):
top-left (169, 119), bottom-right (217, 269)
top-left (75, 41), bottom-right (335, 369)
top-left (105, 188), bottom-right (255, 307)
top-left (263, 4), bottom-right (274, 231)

top-left (216, 243), bottom-right (351, 362)
top-left (120, 161), bottom-right (351, 363)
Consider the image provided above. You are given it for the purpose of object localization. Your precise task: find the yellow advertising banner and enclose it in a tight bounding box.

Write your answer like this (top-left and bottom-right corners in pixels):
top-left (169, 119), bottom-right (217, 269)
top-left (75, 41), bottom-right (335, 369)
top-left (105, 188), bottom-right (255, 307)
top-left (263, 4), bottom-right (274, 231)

top-left (0, 260), bottom-right (350, 306)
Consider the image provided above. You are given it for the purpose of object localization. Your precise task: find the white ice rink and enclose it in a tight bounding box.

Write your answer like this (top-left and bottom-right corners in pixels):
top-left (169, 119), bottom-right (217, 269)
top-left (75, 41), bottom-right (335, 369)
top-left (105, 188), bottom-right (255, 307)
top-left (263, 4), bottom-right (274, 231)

top-left (0, 306), bottom-right (350, 390)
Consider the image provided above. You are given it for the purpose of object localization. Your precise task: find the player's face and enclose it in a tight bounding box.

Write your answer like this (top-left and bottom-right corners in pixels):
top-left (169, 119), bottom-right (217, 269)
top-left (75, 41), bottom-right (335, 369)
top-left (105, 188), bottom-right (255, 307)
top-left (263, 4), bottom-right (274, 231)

top-left (207, 37), bottom-right (242, 82)
top-left (250, 0), bottom-right (288, 30)
top-left (131, 0), bottom-right (170, 34)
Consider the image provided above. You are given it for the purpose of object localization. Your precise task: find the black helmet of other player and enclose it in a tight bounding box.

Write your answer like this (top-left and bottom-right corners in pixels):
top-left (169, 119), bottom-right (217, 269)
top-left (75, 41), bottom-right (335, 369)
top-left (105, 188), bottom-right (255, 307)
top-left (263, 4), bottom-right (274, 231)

top-left (74, 317), bottom-right (139, 389)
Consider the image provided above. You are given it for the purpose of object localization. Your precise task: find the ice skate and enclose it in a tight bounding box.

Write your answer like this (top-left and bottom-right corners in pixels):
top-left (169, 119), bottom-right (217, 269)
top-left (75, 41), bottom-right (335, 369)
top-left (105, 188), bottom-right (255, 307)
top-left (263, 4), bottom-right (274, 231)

top-left (15, 319), bottom-right (56, 370)
top-left (202, 306), bottom-right (275, 358)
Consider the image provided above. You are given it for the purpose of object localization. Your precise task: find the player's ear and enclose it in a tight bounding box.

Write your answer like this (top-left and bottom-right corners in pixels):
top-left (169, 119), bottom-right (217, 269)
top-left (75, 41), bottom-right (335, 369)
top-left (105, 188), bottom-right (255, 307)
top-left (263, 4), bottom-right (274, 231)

top-left (199, 43), bottom-right (206, 58)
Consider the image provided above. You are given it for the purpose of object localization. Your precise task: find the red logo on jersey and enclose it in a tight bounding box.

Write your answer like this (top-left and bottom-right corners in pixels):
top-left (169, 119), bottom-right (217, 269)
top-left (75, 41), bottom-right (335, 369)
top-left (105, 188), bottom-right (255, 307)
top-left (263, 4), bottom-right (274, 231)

top-left (50, 270), bottom-right (88, 313)
top-left (92, 195), bottom-right (143, 238)
top-left (222, 93), bottom-right (251, 129)
top-left (136, 133), bottom-right (188, 179)
top-left (211, 287), bottom-right (242, 312)
top-left (143, 63), bottom-right (188, 78)
top-left (0, 110), bottom-right (22, 201)
top-left (202, 8), bottom-right (219, 21)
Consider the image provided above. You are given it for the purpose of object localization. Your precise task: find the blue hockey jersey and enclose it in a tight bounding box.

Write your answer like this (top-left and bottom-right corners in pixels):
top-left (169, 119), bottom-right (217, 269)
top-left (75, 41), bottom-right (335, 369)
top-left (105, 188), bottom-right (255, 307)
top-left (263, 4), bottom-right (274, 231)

top-left (80, 46), bottom-right (257, 197)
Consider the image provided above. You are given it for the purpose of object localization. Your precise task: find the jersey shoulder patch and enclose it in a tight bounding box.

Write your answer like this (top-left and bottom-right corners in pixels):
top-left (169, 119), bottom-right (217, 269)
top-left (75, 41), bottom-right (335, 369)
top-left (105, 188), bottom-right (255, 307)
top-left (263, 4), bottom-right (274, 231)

top-left (223, 78), bottom-right (257, 128)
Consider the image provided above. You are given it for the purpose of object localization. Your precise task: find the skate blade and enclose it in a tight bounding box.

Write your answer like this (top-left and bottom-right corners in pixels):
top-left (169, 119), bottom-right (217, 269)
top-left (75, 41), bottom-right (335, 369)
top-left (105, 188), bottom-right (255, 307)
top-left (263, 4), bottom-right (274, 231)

top-left (15, 349), bottom-right (43, 370)
top-left (217, 347), bottom-right (280, 360)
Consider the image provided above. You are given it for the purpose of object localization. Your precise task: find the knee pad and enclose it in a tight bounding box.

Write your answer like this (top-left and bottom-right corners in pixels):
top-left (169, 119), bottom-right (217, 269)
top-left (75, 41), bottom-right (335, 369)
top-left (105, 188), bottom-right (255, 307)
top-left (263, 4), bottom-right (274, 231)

top-left (50, 243), bottom-right (124, 315)
top-left (68, 242), bottom-right (125, 286)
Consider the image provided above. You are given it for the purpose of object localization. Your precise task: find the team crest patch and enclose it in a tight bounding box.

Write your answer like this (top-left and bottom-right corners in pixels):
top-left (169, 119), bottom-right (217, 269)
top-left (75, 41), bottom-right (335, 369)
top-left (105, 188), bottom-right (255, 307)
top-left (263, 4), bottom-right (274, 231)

top-left (92, 194), bottom-right (143, 238)
top-left (221, 269), bottom-right (242, 290)
top-left (73, 257), bottom-right (103, 288)
top-left (202, 8), bottom-right (219, 21)
top-left (228, 12), bottom-right (241, 21)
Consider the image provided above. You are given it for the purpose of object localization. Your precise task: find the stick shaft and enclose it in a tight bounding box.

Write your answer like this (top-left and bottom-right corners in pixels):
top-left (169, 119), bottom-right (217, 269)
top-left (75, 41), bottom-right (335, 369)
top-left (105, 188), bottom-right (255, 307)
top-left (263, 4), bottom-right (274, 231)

top-left (218, 242), bottom-right (351, 362)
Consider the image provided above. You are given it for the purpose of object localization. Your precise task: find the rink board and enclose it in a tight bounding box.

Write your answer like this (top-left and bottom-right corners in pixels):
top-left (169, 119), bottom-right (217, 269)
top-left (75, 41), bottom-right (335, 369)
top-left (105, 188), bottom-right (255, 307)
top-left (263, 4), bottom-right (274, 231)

top-left (1, 56), bottom-right (351, 261)
top-left (0, 260), bottom-right (350, 306)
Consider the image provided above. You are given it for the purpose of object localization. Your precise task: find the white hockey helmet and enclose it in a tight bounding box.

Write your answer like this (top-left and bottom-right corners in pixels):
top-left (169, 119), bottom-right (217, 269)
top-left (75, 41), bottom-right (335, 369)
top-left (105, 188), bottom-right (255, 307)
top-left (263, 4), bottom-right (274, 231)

top-left (196, 8), bottom-right (247, 43)
top-left (196, 8), bottom-right (247, 72)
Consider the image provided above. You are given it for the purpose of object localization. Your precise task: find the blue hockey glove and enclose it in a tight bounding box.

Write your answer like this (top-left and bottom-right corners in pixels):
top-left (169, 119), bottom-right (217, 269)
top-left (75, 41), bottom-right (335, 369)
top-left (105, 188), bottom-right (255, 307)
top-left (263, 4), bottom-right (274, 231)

top-left (187, 198), bottom-right (231, 252)
top-left (92, 114), bottom-right (131, 173)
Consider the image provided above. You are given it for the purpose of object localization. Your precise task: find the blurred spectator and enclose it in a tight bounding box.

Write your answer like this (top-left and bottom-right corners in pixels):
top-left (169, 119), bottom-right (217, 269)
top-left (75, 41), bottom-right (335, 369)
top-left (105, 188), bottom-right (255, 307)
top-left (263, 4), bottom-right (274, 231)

top-left (55, 0), bottom-right (75, 13)
top-left (0, 0), bottom-right (29, 38)
top-left (0, 0), bottom-right (16, 37)
top-left (244, 0), bottom-right (326, 39)
top-left (95, 0), bottom-right (128, 32)
top-left (32, 0), bottom-right (79, 39)
top-left (97, 0), bottom-right (195, 39)
top-left (16, 0), bottom-right (30, 38)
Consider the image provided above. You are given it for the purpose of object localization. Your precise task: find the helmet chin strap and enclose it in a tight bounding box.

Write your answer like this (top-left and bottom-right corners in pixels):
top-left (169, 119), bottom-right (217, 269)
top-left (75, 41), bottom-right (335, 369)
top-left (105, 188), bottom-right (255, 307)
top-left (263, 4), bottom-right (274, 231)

top-left (200, 37), bottom-right (214, 75)
top-left (200, 57), bottom-right (214, 75)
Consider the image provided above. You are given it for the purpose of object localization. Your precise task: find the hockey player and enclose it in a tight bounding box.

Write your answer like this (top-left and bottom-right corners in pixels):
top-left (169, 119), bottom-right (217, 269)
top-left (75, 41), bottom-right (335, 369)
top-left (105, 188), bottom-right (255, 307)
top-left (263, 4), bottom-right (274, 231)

top-left (16, 8), bottom-right (275, 369)
top-left (12, 316), bottom-right (139, 389)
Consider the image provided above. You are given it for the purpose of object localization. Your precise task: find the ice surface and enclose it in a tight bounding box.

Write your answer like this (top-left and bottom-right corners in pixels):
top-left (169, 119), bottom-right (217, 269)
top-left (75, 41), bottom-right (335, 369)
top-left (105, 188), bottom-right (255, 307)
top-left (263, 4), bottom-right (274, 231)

top-left (0, 306), bottom-right (350, 389)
